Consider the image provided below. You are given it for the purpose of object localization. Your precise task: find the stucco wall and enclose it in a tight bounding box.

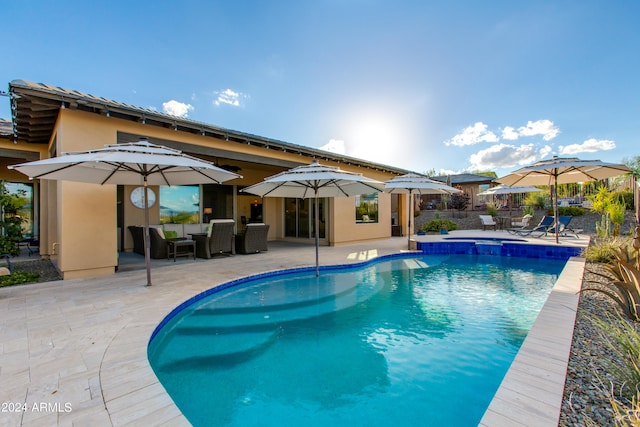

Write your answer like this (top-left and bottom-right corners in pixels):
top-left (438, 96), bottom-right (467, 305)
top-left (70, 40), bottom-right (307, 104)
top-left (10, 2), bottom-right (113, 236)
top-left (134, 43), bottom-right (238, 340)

top-left (5, 107), bottom-right (407, 279)
top-left (55, 110), bottom-right (118, 278)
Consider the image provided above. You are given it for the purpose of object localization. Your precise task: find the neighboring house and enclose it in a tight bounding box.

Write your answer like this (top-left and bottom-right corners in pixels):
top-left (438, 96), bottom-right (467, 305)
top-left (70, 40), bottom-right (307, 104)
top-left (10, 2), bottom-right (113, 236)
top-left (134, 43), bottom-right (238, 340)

top-left (426, 173), bottom-right (495, 210)
top-left (0, 80), bottom-right (413, 279)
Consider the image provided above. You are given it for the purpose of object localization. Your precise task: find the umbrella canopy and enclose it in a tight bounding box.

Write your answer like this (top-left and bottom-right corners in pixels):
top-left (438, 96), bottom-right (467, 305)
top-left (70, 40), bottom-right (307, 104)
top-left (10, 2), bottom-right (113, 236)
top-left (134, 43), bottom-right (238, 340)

top-left (477, 184), bottom-right (542, 196)
top-left (497, 156), bottom-right (631, 243)
top-left (242, 160), bottom-right (385, 276)
top-left (9, 139), bottom-right (241, 286)
top-left (384, 173), bottom-right (460, 249)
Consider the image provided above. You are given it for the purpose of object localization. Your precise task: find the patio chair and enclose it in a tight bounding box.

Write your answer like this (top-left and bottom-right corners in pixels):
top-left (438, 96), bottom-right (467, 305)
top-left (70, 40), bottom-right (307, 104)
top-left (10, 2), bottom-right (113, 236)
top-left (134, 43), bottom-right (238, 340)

top-left (127, 226), bottom-right (187, 259)
top-left (510, 214), bottom-right (533, 228)
top-left (479, 215), bottom-right (497, 230)
top-left (192, 219), bottom-right (235, 258)
top-left (235, 223), bottom-right (270, 254)
top-left (508, 216), bottom-right (554, 237)
top-left (557, 216), bottom-right (582, 238)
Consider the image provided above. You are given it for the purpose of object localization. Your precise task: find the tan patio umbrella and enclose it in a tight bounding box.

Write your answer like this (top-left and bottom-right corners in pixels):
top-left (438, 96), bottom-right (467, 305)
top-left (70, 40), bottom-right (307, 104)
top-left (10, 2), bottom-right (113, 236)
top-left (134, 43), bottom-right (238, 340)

top-left (384, 173), bottom-right (460, 250)
top-left (9, 138), bottom-right (241, 286)
top-left (242, 160), bottom-right (385, 276)
top-left (497, 156), bottom-right (631, 243)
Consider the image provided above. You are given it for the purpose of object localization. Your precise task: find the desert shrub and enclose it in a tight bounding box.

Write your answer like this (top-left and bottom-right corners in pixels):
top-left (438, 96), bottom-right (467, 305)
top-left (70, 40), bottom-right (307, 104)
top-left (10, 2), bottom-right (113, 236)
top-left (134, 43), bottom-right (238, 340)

top-left (547, 206), bottom-right (586, 216)
top-left (422, 219), bottom-right (458, 232)
top-left (612, 190), bottom-right (634, 211)
top-left (590, 312), bottom-right (640, 399)
top-left (583, 237), bottom-right (632, 264)
top-left (582, 242), bottom-right (640, 322)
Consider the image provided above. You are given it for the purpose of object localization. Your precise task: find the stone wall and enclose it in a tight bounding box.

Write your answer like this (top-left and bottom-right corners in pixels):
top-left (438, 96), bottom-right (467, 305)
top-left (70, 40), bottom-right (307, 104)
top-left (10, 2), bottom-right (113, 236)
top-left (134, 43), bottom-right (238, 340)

top-left (414, 209), bottom-right (637, 236)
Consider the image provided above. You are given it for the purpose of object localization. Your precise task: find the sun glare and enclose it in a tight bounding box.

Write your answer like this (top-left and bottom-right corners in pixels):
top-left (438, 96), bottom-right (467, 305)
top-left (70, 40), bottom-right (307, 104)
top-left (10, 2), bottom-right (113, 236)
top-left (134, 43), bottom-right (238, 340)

top-left (345, 112), bottom-right (404, 163)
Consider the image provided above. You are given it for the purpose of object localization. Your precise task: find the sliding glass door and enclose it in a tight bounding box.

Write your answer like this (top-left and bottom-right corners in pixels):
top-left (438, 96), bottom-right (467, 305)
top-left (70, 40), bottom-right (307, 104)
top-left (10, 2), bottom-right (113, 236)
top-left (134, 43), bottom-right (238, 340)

top-left (284, 198), bottom-right (326, 240)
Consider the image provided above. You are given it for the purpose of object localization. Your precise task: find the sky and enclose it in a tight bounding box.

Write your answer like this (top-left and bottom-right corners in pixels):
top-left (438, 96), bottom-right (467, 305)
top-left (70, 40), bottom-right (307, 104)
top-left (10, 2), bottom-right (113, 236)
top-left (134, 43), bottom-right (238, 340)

top-left (1, 0), bottom-right (638, 178)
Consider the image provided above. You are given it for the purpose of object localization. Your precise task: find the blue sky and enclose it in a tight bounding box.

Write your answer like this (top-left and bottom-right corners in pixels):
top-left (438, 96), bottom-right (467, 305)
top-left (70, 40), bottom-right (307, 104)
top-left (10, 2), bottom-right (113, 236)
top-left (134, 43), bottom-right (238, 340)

top-left (2, 1), bottom-right (638, 177)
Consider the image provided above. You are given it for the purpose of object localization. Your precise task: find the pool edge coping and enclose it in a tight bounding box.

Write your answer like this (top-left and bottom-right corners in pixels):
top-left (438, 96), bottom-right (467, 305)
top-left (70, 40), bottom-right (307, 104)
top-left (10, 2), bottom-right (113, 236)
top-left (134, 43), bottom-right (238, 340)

top-left (479, 256), bottom-right (584, 426)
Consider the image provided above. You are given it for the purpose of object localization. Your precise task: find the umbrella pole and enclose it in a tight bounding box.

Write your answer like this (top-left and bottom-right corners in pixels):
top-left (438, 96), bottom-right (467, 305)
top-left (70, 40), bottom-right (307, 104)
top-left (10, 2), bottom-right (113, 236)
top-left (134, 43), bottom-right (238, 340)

top-left (143, 180), bottom-right (153, 286)
top-left (554, 174), bottom-right (559, 244)
top-left (407, 191), bottom-right (413, 250)
top-left (314, 196), bottom-right (319, 277)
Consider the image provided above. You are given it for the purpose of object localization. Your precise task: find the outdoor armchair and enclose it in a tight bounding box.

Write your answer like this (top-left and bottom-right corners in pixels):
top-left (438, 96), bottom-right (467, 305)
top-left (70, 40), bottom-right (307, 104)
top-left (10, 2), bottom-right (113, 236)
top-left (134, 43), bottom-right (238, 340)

top-left (128, 225), bottom-right (187, 259)
top-left (479, 215), bottom-right (497, 230)
top-left (510, 214), bottom-right (533, 228)
top-left (192, 219), bottom-right (235, 258)
top-left (235, 223), bottom-right (270, 254)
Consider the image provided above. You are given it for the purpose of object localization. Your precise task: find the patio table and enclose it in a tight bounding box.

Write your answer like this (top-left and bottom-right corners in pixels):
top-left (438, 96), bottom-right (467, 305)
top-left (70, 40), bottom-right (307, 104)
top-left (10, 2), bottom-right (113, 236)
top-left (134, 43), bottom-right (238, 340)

top-left (167, 239), bottom-right (196, 262)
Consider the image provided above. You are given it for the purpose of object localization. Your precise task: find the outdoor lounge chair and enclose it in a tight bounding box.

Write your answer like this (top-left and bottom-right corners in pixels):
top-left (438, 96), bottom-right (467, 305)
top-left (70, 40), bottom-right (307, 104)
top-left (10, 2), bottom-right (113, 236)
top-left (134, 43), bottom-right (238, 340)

top-left (510, 214), bottom-right (533, 228)
top-left (508, 215), bottom-right (554, 237)
top-left (557, 215), bottom-right (583, 238)
top-left (235, 223), bottom-right (270, 254)
top-left (479, 215), bottom-right (497, 230)
top-left (192, 219), bottom-right (235, 258)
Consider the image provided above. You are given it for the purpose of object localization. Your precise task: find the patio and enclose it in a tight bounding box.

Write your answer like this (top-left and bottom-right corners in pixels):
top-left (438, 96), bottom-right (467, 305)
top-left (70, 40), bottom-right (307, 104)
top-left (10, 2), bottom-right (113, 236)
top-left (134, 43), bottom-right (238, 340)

top-left (0, 233), bottom-right (589, 426)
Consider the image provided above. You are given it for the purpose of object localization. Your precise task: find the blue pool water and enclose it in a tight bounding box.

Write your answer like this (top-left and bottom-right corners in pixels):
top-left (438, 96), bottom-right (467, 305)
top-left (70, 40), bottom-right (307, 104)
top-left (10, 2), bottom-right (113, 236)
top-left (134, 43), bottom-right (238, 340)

top-left (148, 254), bottom-right (566, 426)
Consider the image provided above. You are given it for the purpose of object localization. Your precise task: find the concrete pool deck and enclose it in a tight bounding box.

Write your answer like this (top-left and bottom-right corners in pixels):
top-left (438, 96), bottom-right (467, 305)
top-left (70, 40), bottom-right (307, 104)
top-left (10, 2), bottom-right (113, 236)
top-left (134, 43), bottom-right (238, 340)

top-left (0, 231), bottom-right (589, 426)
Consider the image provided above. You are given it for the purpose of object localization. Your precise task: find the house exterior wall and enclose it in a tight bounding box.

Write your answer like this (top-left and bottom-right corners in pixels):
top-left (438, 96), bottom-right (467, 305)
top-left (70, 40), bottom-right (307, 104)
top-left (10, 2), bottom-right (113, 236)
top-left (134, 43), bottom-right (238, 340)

top-left (1, 108), bottom-right (409, 279)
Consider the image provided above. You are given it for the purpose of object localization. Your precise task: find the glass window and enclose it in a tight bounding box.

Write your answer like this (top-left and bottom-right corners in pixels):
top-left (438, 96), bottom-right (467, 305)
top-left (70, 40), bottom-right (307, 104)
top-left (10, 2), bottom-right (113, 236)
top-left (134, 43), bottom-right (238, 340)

top-left (355, 193), bottom-right (378, 223)
top-left (159, 185), bottom-right (200, 224)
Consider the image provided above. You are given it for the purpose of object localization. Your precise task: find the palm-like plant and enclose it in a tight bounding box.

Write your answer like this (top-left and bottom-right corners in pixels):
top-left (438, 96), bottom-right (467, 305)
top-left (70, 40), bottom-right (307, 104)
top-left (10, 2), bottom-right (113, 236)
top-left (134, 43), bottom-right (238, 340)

top-left (583, 245), bottom-right (640, 321)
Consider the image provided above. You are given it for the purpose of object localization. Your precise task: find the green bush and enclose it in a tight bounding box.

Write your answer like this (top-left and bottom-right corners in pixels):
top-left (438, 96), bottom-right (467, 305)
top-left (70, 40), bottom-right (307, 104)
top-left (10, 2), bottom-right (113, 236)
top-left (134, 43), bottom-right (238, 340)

top-left (524, 192), bottom-right (548, 210)
top-left (486, 204), bottom-right (498, 216)
top-left (422, 219), bottom-right (458, 232)
top-left (546, 206), bottom-right (586, 216)
top-left (612, 190), bottom-right (634, 210)
top-left (0, 270), bottom-right (40, 287)
top-left (0, 236), bottom-right (20, 257)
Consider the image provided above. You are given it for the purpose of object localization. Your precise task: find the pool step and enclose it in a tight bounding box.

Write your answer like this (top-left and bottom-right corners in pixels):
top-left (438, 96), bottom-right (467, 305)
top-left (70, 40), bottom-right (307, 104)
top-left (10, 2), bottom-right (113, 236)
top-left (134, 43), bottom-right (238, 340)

top-left (151, 329), bottom-right (278, 372)
top-left (150, 278), bottom-right (387, 371)
top-left (176, 279), bottom-right (384, 330)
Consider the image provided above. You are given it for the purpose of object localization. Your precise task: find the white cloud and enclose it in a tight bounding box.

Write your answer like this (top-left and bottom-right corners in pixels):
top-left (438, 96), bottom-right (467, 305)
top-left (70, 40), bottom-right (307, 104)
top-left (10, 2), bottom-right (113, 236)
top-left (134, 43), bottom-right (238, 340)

top-left (501, 126), bottom-right (519, 140)
top-left (214, 88), bottom-right (246, 107)
top-left (539, 145), bottom-right (553, 158)
top-left (559, 138), bottom-right (616, 154)
top-left (444, 122), bottom-right (498, 146)
top-left (319, 139), bottom-right (346, 154)
top-left (517, 119), bottom-right (559, 141)
top-left (162, 100), bottom-right (194, 118)
top-left (469, 143), bottom-right (539, 169)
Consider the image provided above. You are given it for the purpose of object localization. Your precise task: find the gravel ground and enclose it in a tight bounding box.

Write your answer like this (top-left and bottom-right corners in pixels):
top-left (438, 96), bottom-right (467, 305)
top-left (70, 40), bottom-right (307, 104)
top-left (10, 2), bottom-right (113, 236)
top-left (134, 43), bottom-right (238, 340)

top-left (10, 256), bottom-right (62, 282)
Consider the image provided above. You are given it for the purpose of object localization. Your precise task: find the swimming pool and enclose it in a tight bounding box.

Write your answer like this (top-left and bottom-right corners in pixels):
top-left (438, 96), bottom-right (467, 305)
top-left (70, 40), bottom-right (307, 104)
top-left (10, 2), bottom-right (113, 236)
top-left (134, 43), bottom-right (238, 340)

top-left (148, 254), bottom-right (566, 426)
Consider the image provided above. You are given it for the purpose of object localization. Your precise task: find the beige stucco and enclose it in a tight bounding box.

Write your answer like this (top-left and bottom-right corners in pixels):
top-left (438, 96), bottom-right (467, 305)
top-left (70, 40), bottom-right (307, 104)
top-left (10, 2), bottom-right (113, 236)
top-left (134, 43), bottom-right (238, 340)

top-left (1, 107), bottom-right (412, 279)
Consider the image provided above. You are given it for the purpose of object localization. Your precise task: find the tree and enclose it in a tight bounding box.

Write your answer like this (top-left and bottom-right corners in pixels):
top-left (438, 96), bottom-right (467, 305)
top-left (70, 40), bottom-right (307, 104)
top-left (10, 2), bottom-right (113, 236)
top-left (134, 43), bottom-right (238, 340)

top-left (0, 181), bottom-right (27, 256)
top-left (449, 192), bottom-right (470, 216)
